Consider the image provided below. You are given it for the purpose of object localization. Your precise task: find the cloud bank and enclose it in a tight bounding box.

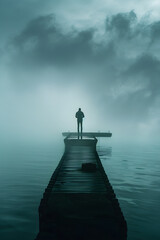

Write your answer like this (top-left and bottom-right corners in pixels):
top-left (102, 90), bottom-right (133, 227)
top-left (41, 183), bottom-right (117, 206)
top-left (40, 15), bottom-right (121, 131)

top-left (1, 9), bottom-right (160, 142)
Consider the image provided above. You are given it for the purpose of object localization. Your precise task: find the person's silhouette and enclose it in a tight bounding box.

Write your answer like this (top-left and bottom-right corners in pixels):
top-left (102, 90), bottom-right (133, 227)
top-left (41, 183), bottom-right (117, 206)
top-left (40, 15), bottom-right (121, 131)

top-left (75, 108), bottom-right (84, 139)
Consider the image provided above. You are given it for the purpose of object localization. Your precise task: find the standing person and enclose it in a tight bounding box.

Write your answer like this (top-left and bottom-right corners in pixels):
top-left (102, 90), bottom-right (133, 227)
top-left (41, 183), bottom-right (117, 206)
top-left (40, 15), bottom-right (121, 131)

top-left (75, 108), bottom-right (85, 139)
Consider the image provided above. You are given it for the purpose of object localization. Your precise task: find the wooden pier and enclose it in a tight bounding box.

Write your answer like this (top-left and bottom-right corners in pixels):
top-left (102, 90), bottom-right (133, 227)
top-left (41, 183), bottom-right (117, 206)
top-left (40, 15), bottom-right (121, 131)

top-left (35, 134), bottom-right (127, 240)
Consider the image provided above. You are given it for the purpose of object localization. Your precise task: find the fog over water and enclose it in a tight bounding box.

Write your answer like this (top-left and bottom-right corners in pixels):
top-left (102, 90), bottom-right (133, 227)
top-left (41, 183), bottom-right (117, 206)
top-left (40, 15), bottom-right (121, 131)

top-left (0, 2), bottom-right (160, 239)
top-left (1, 0), bottom-right (160, 144)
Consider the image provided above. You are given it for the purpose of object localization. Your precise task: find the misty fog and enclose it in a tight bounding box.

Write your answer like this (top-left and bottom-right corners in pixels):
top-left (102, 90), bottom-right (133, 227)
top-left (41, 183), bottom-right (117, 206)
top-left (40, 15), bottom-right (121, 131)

top-left (1, 1), bottom-right (160, 144)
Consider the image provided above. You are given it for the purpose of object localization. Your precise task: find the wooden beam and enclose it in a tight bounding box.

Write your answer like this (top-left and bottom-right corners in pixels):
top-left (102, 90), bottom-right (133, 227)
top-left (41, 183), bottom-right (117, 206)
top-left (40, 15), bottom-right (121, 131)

top-left (62, 132), bottom-right (112, 137)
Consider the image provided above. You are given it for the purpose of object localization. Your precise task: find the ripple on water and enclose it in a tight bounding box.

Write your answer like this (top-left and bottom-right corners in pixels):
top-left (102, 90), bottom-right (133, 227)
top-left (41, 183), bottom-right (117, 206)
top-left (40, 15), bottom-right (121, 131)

top-left (98, 142), bottom-right (160, 240)
top-left (0, 142), bottom-right (160, 240)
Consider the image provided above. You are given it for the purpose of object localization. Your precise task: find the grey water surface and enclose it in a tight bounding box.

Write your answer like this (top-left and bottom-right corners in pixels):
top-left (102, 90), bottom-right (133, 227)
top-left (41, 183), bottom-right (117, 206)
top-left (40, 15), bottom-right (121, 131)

top-left (98, 140), bottom-right (160, 240)
top-left (0, 140), bottom-right (160, 240)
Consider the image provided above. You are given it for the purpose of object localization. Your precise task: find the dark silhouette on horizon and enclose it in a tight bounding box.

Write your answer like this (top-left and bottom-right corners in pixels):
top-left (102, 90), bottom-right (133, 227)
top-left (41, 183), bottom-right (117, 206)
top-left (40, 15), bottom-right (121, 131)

top-left (75, 108), bottom-right (84, 139)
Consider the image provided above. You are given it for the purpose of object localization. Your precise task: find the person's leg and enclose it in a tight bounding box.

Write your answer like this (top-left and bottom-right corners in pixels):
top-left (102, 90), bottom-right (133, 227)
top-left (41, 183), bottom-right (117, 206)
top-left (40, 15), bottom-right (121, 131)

top-left (80, 121), bottom-right (82, 139)
top-left (77, 120), bottom-right (79, 139)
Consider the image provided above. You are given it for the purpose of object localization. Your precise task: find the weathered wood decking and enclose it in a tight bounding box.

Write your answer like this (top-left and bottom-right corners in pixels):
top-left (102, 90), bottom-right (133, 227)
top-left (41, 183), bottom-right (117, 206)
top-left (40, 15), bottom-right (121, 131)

top-left (35, 136), bottom-right (127, 240)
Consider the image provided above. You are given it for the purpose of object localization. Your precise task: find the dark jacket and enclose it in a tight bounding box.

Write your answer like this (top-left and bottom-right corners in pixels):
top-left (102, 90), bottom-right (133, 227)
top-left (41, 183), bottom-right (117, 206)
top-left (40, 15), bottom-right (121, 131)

top-left (75, 111), bottom-right (84, 121)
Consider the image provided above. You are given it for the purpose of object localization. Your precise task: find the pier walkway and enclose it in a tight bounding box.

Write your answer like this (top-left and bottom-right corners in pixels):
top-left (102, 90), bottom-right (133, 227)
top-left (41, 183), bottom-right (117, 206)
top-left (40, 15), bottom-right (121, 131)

top-left (35, 135), bottom-right (127, 240)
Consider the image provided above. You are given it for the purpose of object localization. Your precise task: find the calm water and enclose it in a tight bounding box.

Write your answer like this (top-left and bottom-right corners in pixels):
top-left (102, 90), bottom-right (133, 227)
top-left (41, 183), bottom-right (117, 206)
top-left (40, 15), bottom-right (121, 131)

top-left (0, 139), bottom-right (160, 240)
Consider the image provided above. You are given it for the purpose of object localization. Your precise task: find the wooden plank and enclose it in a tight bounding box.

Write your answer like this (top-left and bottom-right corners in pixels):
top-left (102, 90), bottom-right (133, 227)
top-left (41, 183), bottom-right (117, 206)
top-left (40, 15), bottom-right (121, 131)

top-left (62, 132), bottom-right (112, 137)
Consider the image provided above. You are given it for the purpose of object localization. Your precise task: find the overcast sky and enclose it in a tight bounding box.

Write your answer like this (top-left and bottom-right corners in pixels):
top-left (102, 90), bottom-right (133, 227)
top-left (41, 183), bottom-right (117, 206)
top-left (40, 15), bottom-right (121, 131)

top-left (1, 0), bottom-right (160, 143)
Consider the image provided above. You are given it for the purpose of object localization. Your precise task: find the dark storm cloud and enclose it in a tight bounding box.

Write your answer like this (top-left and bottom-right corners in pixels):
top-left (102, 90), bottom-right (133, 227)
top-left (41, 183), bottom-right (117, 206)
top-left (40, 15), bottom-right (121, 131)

top-left (124, 54), bottom-right (160, 106)
top-left (106, 11), bottom-right (137, 38)
top-left (11, 14), bottom-right (95, 66)
top-left (6, 11), bottom-right (160, 126)
top-left (110, 53), bottom-right (160, 120)
top-left (125, 54), bottom-right (160, 84)
top-left (150, 21), bottom-right (160, 43)
top-left (9, 10), bottom-right (154, 68)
